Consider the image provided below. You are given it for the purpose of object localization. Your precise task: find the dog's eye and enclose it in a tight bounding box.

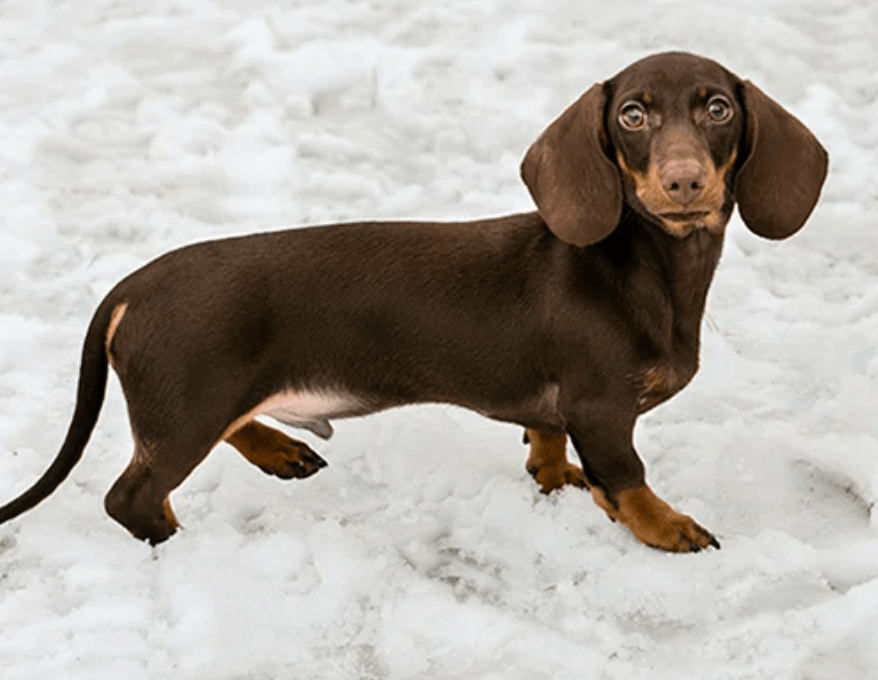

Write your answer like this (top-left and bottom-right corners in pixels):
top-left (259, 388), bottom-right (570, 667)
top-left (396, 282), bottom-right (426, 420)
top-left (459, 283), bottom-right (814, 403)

top-left (706, 95), bottom-right (733, 122)
top-left (619, 102), bottom-right (647, 130)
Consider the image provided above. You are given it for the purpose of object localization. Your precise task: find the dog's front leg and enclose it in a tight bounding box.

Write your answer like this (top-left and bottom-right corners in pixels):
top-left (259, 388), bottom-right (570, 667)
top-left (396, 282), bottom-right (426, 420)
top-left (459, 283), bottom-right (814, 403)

top-left (564, 402), bottom-right (719, 552)
top-left (524, 429), bottom-right (588, 493)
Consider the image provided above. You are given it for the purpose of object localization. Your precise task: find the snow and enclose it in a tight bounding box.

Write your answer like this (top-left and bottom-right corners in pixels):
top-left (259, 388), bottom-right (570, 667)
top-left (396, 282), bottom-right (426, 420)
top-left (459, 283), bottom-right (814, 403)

top-left (0, 0), bottom-right (876, 677)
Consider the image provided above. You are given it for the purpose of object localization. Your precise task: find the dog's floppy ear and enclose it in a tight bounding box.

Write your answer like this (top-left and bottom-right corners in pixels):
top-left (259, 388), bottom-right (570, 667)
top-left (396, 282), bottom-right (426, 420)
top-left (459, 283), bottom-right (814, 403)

top-left (521, 83), bottom-right (622, 247)
top-left (735, 81), bottom-right (828, 240)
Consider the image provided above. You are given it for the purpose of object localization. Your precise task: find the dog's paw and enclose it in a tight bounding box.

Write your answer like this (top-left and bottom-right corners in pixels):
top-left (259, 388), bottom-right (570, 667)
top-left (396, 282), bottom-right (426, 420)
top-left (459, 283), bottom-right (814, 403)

top-left (640, 512), bottom-right (720, 553)
top-left (226, 422), bottom-right (329, 481)
top-left (591, 484), bottom-right (720, 553)
top-left (523, 428), bottom-right (587, 494)
top-left (527, 459), bottom-right (588, 494)
top-left (261, 441), bottom-right (328, 480)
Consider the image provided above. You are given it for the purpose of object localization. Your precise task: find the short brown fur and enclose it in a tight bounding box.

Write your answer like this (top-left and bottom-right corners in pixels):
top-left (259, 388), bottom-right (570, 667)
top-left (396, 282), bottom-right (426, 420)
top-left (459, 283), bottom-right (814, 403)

top-left (0, 52), bottom-right (827, 553)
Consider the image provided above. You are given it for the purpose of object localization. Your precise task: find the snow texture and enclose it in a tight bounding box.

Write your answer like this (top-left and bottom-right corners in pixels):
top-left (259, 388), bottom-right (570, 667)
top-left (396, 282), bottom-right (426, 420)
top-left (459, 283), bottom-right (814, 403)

top-left (0, 0), bottom-right (876, 678)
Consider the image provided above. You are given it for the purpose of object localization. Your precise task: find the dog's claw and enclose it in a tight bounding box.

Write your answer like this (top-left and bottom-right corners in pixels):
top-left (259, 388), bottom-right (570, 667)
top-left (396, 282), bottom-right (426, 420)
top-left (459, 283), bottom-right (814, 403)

top-left (683, 525), bottom-right (719, 553)
top-left (263, 443), bottom-right (328, 480)
top-left (686, 531), bottom-right (720, 553)
top-left (695, 524), bottom-right (720, 551)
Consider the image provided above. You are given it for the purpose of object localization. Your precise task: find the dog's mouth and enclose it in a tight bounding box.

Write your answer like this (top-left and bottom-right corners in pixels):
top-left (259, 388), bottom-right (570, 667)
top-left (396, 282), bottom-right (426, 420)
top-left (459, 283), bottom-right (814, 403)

top-left (659, 211), bottom-right (710, 223)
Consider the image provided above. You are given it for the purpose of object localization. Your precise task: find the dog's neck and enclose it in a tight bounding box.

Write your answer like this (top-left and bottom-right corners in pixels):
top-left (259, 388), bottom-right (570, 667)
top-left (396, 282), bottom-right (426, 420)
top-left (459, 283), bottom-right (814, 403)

top-left (657, 224), bottom-right (724, 332)
top-left (650, 217), bottom-right (726, 379)
top-left (598, 209), bottom-right (726, 379)
top-left (602, 208), bottom-right (725, 316)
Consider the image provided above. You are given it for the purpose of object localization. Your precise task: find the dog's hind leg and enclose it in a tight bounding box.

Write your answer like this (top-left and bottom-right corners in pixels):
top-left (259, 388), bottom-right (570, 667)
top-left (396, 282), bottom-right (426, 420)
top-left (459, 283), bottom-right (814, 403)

top-left (224, 420), bottom-right (328, 480)
top-left (103, 437), bottom-right (196, 545)
top-left (103, 420), bottom-right (327, 544)
top-left (104, 420), bottom-right (234, 545)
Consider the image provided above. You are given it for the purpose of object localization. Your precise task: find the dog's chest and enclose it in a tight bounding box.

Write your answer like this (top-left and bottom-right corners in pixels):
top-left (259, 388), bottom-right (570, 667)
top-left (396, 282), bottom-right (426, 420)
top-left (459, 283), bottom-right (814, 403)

top-left (636, 362), bottom-right (695, 413)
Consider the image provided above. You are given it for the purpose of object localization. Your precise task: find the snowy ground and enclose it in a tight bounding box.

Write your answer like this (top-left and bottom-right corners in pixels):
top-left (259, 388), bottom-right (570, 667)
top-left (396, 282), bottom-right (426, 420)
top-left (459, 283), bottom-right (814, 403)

top-left (0, 0), bottom-right (876, 678)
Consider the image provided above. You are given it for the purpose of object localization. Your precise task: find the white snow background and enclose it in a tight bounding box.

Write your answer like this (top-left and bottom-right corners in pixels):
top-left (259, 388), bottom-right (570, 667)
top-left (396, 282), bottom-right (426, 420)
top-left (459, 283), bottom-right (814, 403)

top-left (0, 0), bottom-right (876, 678)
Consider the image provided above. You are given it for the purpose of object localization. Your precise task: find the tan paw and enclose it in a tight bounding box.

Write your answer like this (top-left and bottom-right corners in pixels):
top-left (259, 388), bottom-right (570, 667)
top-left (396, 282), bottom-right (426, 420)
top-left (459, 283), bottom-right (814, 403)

top-left (527, 459), bottom-right (588, 494)
top-left (524, 428), bottom-right (588, 494)
top-left (225, 421), bottom-right (328, 480)
top-left (591, 485), bottom-right (719, 553)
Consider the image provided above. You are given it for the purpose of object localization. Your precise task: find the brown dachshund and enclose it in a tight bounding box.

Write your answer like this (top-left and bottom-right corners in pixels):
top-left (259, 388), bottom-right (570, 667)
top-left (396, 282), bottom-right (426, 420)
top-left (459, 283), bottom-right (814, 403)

top-left (0, 52), bottom-right (827, 552)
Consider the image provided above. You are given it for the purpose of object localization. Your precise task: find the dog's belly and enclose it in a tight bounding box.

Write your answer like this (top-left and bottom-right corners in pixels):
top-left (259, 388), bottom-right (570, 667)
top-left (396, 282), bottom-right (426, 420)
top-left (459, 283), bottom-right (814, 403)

top-left (238, 383), bottom-right (565, 440)
top-left (256, 389), bottom-right (370, 439)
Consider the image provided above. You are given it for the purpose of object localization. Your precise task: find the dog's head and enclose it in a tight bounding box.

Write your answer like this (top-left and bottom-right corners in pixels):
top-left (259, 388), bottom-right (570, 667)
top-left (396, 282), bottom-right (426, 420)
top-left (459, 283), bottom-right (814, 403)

top-left (521, 51), bottom-right (828, 246)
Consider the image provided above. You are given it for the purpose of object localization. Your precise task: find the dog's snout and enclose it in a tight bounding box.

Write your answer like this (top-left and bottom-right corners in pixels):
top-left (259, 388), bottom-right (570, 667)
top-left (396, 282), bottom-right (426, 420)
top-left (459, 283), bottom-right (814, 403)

top-left (660, 159), bottom-right (706, 205)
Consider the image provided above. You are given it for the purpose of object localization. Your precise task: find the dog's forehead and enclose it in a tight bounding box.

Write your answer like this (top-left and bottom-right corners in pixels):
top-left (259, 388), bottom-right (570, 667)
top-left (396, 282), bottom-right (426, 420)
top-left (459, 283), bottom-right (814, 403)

top-left (606, 52), bottom-right (737, 103)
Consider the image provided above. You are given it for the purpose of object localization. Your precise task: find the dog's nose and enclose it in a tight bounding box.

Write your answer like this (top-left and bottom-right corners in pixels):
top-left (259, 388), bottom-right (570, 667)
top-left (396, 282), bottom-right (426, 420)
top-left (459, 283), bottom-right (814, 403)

top-left (661, 160), bottom-right (706, 205)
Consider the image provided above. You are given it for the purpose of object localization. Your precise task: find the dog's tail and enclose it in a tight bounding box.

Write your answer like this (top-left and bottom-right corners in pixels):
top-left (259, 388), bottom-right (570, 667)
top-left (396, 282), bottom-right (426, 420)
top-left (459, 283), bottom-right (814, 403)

top-left (0, 299), bottom-right (114, 526)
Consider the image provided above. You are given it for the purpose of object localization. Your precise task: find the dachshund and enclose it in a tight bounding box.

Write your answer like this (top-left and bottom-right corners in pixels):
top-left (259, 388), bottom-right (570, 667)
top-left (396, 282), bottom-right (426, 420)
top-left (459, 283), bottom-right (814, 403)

top-left (0, 52), bottom-right (828, 552)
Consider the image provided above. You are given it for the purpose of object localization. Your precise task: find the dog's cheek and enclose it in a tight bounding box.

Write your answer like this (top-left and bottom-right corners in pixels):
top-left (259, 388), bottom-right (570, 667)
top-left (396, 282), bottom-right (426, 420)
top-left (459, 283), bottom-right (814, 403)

top-left (613, 148), bottom-right (650, 210)
top-left (619, 170), bottom-right (642, 208)
top-left (707, 121), bottom-right (743, 172)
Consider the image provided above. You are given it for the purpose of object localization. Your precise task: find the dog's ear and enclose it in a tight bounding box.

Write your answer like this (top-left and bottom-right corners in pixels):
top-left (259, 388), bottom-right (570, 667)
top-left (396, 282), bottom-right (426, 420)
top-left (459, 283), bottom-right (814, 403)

top-left (521, 84), bottom-right (622, 247)
top-left (735, 81), bottom-right (828, 240)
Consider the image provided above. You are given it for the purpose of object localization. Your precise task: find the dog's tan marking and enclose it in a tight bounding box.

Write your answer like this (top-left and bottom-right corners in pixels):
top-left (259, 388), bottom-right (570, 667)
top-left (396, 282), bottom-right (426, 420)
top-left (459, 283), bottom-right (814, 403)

top-left (697, 86), bottom-right (707, 99)
top-left (591, 485), bottom-right (716, 552)
top-left (642, 365), bottom-right (672, 393)
top-left (105, 303), bottom-right (128, 365)
top-left (702, 147), bottom-right (738, 233)
top-left (225, 420), bottom-right (327, 480)
top-left (227, 421), bottom-right (288, 470)
top-left (525, 428), bottom-right (587, 493)
top-left (642, 91), bottom-right (652, 105)
top-left (638, 364), bottom-right (681, 411)
top-left (162, 497), bottom-right (180, 530)
top-left (616, 147), bottom-right (734, 237)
